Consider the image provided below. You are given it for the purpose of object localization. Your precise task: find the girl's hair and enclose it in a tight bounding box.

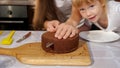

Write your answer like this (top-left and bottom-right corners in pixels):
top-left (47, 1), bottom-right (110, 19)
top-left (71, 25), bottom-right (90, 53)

top-left (33, 0), bottom-right (66, 30)
top-left (72, 0), bottom-right (107, 12)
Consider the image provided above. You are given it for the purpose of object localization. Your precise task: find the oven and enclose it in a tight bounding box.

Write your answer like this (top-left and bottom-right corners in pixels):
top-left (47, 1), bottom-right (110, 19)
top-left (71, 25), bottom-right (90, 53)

top-left (0, 5), bottom-right (29, 30)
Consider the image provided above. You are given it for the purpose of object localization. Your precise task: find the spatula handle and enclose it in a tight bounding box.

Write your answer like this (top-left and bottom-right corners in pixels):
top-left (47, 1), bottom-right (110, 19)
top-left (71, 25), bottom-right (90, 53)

top-left (7, 31), bottom-right (15, 40)
top-left (0, 48), bottom-right (14, 56)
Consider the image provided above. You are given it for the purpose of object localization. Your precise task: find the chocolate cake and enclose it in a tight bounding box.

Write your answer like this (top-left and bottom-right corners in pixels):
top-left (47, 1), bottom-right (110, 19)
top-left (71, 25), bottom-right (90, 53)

top-left (41, 32), bottom-right (79, 54)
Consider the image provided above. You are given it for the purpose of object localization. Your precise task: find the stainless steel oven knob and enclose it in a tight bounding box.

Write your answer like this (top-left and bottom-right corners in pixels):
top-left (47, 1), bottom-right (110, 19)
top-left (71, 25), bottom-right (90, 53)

top-left (8, 10), bottom-right (12, 15)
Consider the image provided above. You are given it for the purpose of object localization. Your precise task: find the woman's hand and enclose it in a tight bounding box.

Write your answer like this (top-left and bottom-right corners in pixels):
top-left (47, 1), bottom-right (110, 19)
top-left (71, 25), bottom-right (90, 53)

top-left (55, 23), bottom-right (78, 39)
top-left (44, 20), bottom-right (60, 32)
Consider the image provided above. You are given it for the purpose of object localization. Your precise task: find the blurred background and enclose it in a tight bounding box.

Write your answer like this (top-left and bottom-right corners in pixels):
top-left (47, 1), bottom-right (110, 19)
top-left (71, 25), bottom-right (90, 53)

top-left (0, 0), bottom-right (119, 30)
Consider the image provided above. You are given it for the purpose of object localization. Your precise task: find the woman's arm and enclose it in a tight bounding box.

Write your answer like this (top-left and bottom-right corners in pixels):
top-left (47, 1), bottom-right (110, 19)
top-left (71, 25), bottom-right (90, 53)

top-left (44, 20), bottom-right (60, 32)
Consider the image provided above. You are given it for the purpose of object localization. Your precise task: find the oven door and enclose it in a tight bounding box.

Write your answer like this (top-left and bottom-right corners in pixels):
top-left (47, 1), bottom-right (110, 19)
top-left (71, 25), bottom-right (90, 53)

top-left (0, 5), bottom-right (27, 18)
top-left (0, 5), bottom-right (29, 30)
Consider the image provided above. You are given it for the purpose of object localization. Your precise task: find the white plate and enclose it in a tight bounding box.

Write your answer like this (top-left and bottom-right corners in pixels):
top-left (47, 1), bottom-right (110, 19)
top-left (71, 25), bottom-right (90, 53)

top-left (80, 30), bottom-right (120, 42)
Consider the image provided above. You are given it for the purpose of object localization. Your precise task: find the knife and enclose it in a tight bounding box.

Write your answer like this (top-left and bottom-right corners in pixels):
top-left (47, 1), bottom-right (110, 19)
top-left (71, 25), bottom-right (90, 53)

top-left (16, 32), bottom-right (31, 43)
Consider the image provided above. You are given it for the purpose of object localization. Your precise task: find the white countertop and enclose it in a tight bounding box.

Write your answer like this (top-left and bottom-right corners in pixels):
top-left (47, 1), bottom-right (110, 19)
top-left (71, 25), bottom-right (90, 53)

top-left (0, 31), bottom-right (120, 68)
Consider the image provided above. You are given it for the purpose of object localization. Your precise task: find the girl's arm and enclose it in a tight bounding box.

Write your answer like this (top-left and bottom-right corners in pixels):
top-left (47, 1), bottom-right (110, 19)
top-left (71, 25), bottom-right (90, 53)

top-left (66, 5), bottom-right (81, 27)
top-left (55, 5), bottom-right (90, 39)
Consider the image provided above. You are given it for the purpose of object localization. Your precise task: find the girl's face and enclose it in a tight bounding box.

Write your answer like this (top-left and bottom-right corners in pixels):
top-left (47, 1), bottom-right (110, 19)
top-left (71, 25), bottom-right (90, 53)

top-left (79, 1), bottom-right (104, 23)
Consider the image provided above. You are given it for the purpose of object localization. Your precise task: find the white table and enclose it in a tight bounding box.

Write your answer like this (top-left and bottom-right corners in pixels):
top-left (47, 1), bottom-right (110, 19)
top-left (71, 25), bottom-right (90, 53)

top-left (0, 31), bottom-right (120, 68)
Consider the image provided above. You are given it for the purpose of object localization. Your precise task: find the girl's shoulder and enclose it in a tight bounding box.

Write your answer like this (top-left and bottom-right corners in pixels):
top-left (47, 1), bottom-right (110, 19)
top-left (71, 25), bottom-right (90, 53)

top-left (108, 1), bottom-right (120, 12)
top-left (108, 1), bottom-right (120, 7)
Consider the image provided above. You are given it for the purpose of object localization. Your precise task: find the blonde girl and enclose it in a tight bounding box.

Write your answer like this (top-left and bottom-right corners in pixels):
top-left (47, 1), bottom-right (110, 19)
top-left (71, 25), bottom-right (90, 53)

top-left (55, 0), bottom-right (120, 39)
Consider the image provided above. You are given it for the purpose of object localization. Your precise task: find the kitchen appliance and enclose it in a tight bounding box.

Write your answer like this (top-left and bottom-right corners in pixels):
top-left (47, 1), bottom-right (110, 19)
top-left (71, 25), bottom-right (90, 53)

top-left (0, 5), bottom-right (29, 30)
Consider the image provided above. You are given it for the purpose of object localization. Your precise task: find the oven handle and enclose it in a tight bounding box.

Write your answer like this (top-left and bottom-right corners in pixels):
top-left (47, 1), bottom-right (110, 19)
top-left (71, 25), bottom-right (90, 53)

top-left (0, 21), bottom-right (24, 23)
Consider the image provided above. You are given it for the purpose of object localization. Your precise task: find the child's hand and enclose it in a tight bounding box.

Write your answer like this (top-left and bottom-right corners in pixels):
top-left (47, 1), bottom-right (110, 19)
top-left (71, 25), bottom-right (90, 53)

top-left (55, 23), bottom-right (78, 39)
top-left (44, 20), bottom-right (60, 32)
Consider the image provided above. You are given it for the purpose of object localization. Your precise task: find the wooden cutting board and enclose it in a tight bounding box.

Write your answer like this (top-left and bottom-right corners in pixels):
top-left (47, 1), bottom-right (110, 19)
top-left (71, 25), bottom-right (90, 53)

top-left (0, 40), bottom-right (92, 66)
